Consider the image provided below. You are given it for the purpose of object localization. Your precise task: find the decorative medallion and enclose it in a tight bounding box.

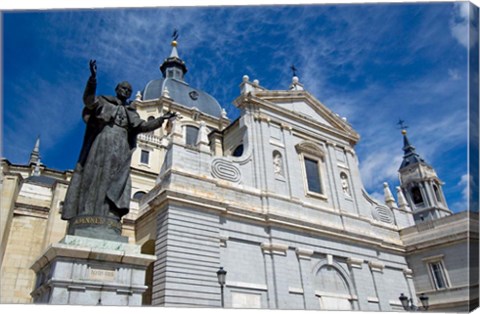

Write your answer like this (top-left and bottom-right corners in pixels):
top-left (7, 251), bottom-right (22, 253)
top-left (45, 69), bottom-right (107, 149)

top-left (371, 206), bottom-right (394, 224)
top-left (211, 158), bottom-right (241, 183)
top-left (189, 90), bottom-right (199, 100)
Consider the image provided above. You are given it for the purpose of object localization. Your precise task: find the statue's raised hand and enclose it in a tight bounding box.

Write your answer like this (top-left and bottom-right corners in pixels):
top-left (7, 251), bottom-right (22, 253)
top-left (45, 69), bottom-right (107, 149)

top-left (164, 111), bottom-right (177, 119)
top-left (89, 59), bottom-right (97, 78)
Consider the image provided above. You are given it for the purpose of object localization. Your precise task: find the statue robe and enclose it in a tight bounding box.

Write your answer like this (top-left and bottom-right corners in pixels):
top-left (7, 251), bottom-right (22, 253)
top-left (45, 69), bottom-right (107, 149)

top-left (62, 78), bottom-right (164, 221)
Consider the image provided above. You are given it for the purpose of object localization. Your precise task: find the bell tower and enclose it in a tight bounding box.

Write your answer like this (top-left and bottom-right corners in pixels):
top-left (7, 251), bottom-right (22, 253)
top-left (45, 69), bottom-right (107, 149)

top-left (398, 127), bottom-right (452, 223)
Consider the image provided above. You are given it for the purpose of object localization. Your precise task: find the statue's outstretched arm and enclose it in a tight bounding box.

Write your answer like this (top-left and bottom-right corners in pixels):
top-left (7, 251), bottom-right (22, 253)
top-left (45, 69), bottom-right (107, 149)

top-left (136, 112), bottom-right (177, 133)
top-left (83, 60), bottom-right (98, 109)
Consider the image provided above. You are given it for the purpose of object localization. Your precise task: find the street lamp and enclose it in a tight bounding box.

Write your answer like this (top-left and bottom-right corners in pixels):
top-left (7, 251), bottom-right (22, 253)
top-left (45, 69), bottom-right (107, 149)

top-left (419, 293), bottom-right (429, 310)
top-left (399, 293), bottom-right (429, 311)
top-left (217, 267), bottom-right (227, 308)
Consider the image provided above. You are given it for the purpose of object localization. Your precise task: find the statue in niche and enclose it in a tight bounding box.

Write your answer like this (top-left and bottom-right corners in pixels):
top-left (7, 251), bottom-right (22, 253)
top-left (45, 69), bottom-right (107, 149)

top-left (62, 60), bottom-right (176, 241)
top-left (340, 172), bottom-right (350, 196)
top-left (273, 152), bottom-right (284, 177)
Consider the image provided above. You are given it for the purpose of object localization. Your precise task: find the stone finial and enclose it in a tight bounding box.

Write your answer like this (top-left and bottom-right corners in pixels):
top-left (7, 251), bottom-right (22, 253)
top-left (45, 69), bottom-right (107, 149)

top-left (163, 86), bottom-right (171, 99)
top-left (289, 75), bottom-right (304, 91)
top-left (383, 182), bottom-right (397, 208)
top-left (396, 186), bottom-right (411, 211)
top-left (243, 75), bottom-right (249, 82)
top-left (253, 79), bottom-right (259, 86)
top-left (221, 108), bottom-right (228, 119)
top-left (29, 136), bottom-right (41, 165)
top-left (135, 91), bottom-right (142, 101)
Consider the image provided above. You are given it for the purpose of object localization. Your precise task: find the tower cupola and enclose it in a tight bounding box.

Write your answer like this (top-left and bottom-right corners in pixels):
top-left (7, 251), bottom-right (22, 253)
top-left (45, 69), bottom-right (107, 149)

top-left (397, 126), bottom-right (452, 223)
top-left (160, 31), bottom-right (188, 81)
top-left (142, 32), bottom-right (224, 118)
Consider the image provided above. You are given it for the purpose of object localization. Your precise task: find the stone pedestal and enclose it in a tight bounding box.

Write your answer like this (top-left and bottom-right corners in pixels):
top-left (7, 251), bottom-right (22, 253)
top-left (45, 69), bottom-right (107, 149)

top-left (30, 235), bottom-right (156, 306)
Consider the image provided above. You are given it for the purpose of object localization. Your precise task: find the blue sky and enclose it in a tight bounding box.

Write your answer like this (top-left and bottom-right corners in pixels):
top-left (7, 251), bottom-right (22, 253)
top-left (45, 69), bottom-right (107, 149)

top-left (1, 2), bottom-right (477, 212)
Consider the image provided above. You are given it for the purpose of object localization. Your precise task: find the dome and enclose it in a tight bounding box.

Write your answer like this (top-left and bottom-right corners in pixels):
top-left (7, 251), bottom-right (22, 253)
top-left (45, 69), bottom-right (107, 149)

top-left (143, 78), bottom-right (223, 118)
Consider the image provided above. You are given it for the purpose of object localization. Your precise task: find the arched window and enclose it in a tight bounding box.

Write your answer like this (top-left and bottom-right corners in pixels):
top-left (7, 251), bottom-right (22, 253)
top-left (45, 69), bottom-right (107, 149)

top-left (185, 125), bottom-right (199, 146)
top-left (232, 144), bottom-right (244, 157)
top-left (433, 185), bottom-right (442, 203)
top-left (411, 186), bottom-right (424, 205)
top-left (133, 191), bottom-right (147, 200)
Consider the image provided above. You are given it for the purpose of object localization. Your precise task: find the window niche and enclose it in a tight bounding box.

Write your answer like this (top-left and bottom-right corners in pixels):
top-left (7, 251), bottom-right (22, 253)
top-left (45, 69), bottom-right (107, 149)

top-left (340, 172), bottom-right (350, 197)
top-left (296, 141), bottom-right (327, 199)
top-left (273, 150), bottom-right (284, 177)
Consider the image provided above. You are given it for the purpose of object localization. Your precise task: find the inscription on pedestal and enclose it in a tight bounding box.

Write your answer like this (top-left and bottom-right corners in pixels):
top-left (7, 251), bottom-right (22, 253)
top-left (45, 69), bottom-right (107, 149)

top-left (72, 216), bottom-right (122, 230)
top-left (87, 268), bottom-right (116, 281)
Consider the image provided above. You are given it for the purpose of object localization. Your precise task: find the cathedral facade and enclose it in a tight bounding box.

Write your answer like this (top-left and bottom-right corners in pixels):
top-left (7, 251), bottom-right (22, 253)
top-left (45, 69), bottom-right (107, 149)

top-left (0, 40), bottom-right (477, 311)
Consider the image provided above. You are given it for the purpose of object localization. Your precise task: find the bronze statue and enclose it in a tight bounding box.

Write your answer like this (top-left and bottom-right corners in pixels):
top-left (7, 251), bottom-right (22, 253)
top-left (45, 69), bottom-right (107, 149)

top-left (62, 60), bottom-right (175, 241)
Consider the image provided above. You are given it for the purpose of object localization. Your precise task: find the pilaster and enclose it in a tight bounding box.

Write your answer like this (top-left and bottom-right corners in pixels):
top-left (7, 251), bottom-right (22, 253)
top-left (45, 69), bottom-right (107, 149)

top-left (368, 260), bottom-right (390, 311)
top-left (403, 268), bottom-right (416, 298)
top-left (347, 257), bottom-right (369, 310)
top-left (0, 173), bottom-right (22, 268)
top-left (295, 248), bottom-right (318, 310)
top-left (325, 142), bottom-right (341, 210)
top-left (261, 242), bottom-right (289, 309)
top-left (261, 242), bottom-right (279, 308)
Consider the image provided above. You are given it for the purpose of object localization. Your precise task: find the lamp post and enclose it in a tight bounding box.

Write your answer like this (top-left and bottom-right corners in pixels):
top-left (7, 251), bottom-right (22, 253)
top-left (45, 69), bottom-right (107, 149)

top-left (217, 267), bottom-right (227, 308)
top-left (399, 293), bottom-right (429, 311)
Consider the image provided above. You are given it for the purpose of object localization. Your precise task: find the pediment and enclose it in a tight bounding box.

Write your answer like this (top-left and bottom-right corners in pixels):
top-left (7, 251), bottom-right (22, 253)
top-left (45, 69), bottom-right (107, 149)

top-left (257, 91), bottom-right (358, 140)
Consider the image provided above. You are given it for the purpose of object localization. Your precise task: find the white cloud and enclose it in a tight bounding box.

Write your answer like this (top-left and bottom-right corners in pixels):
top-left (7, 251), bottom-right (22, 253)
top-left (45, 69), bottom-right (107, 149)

top-left (448, 68), bottom-right (461, 80)
top-left (450, 2), bottom-right (473, 49)
top-left (449, 173), bottom-right (470, 212)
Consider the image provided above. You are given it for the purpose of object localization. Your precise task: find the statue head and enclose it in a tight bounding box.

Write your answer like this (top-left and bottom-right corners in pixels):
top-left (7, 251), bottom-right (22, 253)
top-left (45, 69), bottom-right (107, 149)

top-left (115, 81), bottom-right (133, 101)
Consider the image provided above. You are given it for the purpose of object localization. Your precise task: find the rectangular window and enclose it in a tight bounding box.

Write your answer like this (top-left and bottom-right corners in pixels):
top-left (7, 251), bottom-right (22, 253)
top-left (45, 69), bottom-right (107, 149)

top-left (140, 150), bottom-right (149, 164)
top-left (186, 126), bottom-right (199, 146)
top-left (429, 261), bottom-right (448, 289)
top-left (304, 157), bottom-right (322, 194)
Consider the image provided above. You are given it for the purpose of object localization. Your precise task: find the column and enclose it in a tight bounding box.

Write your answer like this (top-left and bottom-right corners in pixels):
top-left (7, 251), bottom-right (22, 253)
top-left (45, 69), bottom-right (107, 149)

top-left (419, 182), bottom-right (431, 207)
